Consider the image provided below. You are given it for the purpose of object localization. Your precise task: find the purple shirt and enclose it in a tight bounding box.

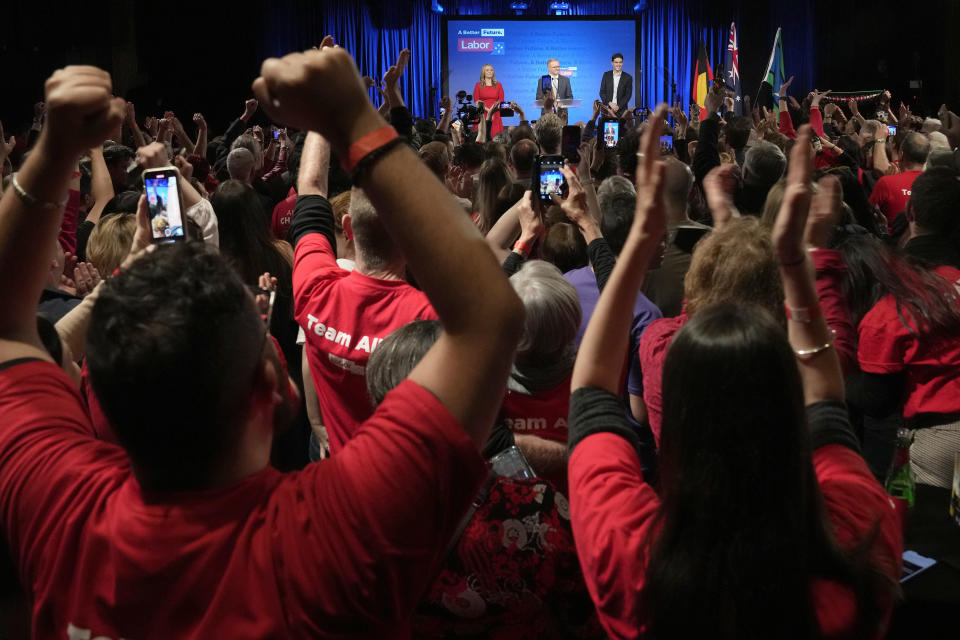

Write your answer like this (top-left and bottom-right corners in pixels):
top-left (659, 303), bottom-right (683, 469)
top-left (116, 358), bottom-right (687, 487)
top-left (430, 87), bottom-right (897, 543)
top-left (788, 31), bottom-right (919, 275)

top-left (564, 265), bottom-right (662, 397)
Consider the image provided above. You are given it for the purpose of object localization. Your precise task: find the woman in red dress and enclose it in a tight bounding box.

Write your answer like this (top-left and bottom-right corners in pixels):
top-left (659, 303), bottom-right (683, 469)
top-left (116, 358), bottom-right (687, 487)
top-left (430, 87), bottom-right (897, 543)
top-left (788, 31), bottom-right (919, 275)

top-left (474, 64), bottom-right (505, 138)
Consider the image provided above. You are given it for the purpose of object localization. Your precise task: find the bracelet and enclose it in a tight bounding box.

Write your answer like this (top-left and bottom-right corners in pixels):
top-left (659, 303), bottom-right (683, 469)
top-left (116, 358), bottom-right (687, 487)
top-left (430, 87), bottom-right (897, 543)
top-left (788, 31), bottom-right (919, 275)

top-left (784, 303), bottom-right (822, 323)
top-left (350, 137), bottom-right (405, 183)
top-left (513, 239), bottom-right (532, 257)
top-left (10, 173), bottom-right (68, 211)
top-left (793, 341), bottom-right (833, 359)
top-left (343, 126), bottom-right (400, 174)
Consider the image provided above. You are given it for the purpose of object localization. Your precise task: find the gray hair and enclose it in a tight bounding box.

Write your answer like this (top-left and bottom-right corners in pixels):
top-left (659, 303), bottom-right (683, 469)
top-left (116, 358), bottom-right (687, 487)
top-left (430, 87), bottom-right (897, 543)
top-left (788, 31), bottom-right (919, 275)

top-left (743, 141), bottom-right (786, 187)
top-left (226, 147), bottom-right (256, 182)
top-left (509, 260), bottom-right (581, 360)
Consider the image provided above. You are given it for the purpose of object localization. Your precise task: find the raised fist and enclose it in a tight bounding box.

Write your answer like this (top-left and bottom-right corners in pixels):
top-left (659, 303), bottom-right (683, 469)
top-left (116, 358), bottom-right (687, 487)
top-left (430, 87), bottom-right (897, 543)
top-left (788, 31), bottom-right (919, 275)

top-left (253, 39), bottom-right (382, 153)
top-left (43, 66), bottom-right (124, 157)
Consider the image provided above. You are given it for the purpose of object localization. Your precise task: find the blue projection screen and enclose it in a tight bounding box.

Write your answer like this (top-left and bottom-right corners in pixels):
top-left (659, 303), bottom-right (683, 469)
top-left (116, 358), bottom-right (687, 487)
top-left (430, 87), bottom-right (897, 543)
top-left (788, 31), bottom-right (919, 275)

top-left (444, 17), bottom-right (638, 126)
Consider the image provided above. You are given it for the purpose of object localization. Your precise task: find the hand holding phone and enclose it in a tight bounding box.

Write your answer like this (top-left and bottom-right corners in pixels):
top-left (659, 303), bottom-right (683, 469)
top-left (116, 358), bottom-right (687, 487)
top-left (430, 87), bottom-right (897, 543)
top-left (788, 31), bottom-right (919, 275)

top-left (533, 155), bottom-right (565, 203)
top-left (142, 166), bottom-right (187, 243)
top-left (602, 120), bottom-right (620, 148)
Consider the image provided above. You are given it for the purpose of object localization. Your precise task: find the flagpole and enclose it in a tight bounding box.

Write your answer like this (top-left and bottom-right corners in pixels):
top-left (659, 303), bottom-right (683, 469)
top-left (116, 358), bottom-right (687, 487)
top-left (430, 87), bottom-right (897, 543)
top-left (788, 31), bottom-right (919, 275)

top-left (756, 27), bottom-right (781, 107)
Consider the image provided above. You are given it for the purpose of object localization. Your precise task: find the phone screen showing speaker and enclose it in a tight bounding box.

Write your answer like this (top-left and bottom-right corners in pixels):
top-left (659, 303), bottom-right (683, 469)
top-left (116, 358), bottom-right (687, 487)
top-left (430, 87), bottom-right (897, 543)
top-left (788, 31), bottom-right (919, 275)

top-left (538, 157), bottom-right (565, 200)
top-left (603, 121), bottom-right (620, 148)
top-left (144, 172), bottom-right (185, 242)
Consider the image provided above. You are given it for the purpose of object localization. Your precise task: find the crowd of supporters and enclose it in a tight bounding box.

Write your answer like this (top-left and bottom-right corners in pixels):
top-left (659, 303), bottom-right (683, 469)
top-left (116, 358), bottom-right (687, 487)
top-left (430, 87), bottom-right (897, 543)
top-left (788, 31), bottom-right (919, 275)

top-left (0, 35), bottom-right (958, 638)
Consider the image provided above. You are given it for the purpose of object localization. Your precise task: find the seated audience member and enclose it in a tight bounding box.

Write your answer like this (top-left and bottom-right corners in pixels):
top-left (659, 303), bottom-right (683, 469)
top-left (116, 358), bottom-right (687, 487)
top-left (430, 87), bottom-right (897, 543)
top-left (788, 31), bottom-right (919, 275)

top-left (0, 51), bottom-right (523, 637)
top-left (365, 320), bottom-right (602, 639)
top-left (567, 118), bottom-right (901, 639)
top-left (292, 132), bottom-right (440, 454)
top-left (642, 157), bottom-right (711, 317)
top-left (842, 234), bottom-right (960, 488)
top-left (869, 131), bottom-right (930, 232)
top-left (503, 260), bottom-right (581, 487)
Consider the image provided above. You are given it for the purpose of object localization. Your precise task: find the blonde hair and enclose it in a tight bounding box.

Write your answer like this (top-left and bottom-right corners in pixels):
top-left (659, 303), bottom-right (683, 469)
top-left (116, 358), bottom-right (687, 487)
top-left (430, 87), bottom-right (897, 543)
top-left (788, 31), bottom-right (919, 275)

top-left (87, 214), bottom-right (137, 276)
top-left (330, 191), bottom-right (351, 233)
top-left (683, 217), bottom-right (783, 319)
top-left (479, 64), bottom-right (497, 86)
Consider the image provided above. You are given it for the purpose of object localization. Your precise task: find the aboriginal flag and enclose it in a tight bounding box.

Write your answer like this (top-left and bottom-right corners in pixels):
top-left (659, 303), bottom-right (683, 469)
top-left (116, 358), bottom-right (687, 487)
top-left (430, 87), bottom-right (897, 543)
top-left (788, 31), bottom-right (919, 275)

top-left (692, 42), bottom-right (714, 120)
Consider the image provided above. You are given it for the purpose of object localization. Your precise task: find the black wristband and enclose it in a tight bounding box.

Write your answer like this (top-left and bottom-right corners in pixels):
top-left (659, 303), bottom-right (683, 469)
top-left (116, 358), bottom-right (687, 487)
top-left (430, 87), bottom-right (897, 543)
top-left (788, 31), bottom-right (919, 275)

top-left (351, 137), bottom-right (406, 185)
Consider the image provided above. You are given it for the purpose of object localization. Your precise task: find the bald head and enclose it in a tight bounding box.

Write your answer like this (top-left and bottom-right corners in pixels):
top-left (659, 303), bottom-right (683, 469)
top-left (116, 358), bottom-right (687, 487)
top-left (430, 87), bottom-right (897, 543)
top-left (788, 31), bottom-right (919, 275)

top-left (226, 148), bottom-right (256, 183)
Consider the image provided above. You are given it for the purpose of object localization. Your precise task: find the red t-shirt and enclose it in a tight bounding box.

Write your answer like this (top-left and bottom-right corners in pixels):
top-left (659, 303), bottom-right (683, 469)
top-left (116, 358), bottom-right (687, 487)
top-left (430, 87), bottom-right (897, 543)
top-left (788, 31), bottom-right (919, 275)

top-left (637, 314), bottom-right (688, 448)
top-left (294, 232), bottom-right (437, 453)
top-left (500, 374), bottom-right (572, 443)
top-left (0, 360), bottom-right (485, 639)
top-left (868, 170), bottom-right (921, 231)
top-left (857, 265), bottom-right (960, 417)
top-left (568, 433), bottom-right (902, 639)
top-left (271, 187), bottom-right (298, 241)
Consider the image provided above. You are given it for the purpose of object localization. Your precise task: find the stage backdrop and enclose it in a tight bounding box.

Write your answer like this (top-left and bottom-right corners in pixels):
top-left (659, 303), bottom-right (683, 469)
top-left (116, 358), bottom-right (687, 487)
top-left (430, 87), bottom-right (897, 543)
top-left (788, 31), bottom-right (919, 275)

top-left (259, 1), bottom-right (819, 125)
top-left (444, 17), bottom-right (636, 125)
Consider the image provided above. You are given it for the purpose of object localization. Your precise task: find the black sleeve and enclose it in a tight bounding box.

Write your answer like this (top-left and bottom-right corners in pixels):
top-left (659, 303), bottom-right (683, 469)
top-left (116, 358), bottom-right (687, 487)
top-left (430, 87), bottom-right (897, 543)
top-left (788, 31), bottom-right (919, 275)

top-left (586, 237), bottom-right (616, 292)
top-left (502, 251), bottom-right (524, 276)
top-left (221, 116), bottom-right (248, 150)
top-left (568, 386), bottom-right (644, 457)
top-left (619, 75), bottom-right (633, 110)
top-left (692, 115), bottom-right (721, 185)
top-left (75, 219), bottom-right (96, 262)
top-left (807, 400), bottom-right (861, 452)
top-left (289, 194), bottom-right (336, 253)
top-left (482, 420), bottom-right (517, 459)
top-left (389, 106), bottom-right (415, 142)
top-left (845, 369), bottom-right (906, 419)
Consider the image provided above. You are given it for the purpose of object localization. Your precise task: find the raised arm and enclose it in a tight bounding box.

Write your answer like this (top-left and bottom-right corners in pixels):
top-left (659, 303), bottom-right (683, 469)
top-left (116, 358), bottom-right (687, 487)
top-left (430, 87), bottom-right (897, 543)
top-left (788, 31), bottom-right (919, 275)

top-left (254, 41), bottom-right (524, 445)
top-left (0, 66), bottom-right (124, 362)
top-left (192, 112), bottom-right (208, 159)
top-left (85, 145), bottom-right (115, 226)
top-left (771, 125), bottom-right (844, 404)
top-left (571, 105), bottom-right (668, 395)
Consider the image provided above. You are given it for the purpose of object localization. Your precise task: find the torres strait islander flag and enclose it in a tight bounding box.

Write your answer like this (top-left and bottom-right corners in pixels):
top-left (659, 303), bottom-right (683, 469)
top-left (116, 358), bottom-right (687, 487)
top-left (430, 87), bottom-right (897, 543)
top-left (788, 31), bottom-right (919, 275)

top-left (762, 27), bottom-right (786, 113)
top-left (723, 22), bottom-right (742, 115)
top-left (692, 42), bottom-right (714, 120)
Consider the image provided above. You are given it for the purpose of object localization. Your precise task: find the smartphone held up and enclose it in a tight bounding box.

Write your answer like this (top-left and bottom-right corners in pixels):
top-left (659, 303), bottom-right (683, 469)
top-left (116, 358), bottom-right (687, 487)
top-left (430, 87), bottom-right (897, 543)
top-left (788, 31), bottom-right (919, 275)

top-left (142, 167), bottom-right (187, 243)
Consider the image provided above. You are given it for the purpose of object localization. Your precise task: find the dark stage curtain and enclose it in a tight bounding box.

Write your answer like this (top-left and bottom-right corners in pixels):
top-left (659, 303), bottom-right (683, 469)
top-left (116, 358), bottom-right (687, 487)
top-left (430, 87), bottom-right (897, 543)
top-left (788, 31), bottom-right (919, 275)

top-left (260, 1), bottom-right (812, 120)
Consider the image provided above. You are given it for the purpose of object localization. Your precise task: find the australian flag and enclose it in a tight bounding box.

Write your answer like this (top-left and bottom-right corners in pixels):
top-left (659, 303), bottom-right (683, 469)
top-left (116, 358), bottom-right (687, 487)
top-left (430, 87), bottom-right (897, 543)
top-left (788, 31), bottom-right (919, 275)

top-left (723, 22), bottom-right (742, 115)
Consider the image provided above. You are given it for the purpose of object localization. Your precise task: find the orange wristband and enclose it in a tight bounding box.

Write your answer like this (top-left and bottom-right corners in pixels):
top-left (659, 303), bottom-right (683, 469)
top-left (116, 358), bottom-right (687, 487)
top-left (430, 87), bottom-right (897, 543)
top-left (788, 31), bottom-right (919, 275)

top-left (344, 126), bottom-right (400, 173)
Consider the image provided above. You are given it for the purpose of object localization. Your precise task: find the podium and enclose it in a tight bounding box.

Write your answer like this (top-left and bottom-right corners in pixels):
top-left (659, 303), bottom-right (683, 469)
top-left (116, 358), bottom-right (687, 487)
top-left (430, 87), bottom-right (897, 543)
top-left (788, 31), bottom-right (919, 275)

top-left (532, 99), bottom-right (583, 110)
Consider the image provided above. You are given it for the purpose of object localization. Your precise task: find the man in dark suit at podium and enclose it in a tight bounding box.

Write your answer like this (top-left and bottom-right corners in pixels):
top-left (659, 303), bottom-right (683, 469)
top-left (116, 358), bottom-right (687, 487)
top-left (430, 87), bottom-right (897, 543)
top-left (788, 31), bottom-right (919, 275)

top-left (599, 53), bottom-right (633, 118)
top-left (536, 58), bottom-right (573, 117)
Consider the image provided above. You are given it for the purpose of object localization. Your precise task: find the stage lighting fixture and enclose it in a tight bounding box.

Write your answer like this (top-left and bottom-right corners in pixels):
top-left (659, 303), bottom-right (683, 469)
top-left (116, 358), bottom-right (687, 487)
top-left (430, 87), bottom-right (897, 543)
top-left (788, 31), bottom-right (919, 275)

top-left (549, 2), bottom-right (570, 16)
top-left (431, 1), bottom-right (444, 13)
top-left (509, 1), bottom-right (528, 14)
